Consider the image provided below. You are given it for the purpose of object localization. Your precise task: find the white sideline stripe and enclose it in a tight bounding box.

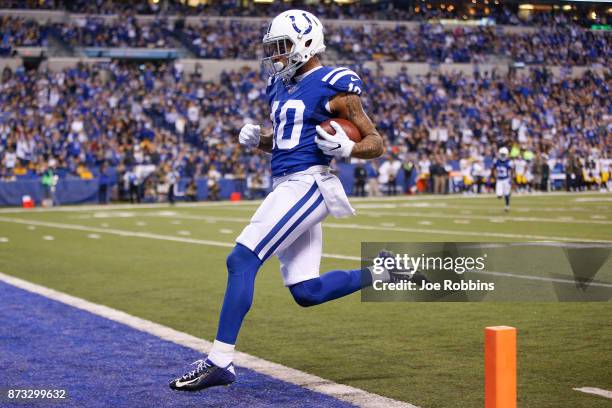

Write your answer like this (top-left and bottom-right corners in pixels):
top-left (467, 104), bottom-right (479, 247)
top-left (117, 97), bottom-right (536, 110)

top-left (0, 272), bottom-right (418, 408)
top-left (573, 387), bottom-right (612, 399)
top-left (1, 217), bottom-right (609, 288)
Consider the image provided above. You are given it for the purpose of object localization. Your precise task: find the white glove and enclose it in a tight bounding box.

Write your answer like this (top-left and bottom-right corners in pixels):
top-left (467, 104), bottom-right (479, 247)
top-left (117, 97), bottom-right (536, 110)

top-left (239, 124), bottom-right (261, 147)
top-left (315, 121), bottom-right (355, 158)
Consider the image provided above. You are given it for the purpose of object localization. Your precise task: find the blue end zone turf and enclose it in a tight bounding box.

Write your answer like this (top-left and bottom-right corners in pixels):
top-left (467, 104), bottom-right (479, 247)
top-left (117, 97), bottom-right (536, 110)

top-left (0, 282), bottom-right (356, 408)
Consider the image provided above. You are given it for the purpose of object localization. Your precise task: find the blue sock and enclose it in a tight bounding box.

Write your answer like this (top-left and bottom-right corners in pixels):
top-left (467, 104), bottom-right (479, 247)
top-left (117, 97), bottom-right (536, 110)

top-left (215, 244), bottom-right (262, 344)
top-left (289, 269), bottom-right (368, 307)
top-left (505, 195), bottom-right (510, 206)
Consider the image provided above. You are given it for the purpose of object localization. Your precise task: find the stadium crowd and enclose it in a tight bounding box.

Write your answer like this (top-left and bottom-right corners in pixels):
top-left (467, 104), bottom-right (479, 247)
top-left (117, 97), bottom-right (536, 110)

top-left (3, 15), bottom-right (607, 65)
top-left (178, 18), bottom-right (611, 65)
top-left (0, 0), bottom-right (608, 28)
top-left (53, 15), bottom-right (169, 48)
top-left (0, 16), bottom-right (48, 56)
top-left (0, 60), bottom-right (609, 202)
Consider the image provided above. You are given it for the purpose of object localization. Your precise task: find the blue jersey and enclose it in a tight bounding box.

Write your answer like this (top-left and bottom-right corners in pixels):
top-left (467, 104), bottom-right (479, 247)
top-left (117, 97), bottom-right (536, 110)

top-left (494, 159), bottom-right (512, 180)
top-left (266, 66), bottom-right (363, 178)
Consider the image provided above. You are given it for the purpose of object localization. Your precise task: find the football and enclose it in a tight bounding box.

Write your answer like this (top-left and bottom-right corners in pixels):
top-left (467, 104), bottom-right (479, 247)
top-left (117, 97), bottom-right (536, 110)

top-left (319, 118), bottom-right (362, 143)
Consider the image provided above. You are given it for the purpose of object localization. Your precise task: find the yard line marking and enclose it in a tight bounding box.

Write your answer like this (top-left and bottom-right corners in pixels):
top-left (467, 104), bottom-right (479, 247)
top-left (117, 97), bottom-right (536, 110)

top-left (356, 210), bottom-right (612, 226)
top-left (0, 192), bottom-right (609, 215)
top-left (322, 222), bottom-right (610, 243)
top-left (472, 270), bottom-right (612, 289)
top-left (354, 203), bottom-right (610, 214)
top-left (0, 201), bottom-right (263, 214)
top-left (575, 197), bottom-right (612, 202)
top-left (0, 217), bottom-right (235, 249)
top-left (573, 387), bottom-right (612, 399)
top-left (150, 213), bottom-right (612, 242)
top-left (1, 217), bottom-right (609, 288)
top-left (150, 213), bottom-right (251, 223)
top-left (0, 272), bottom-right (418, 408)
top-left (6, 211), bottom-right (609, 244)
top-left (0, 216), bottom-right (353, 262)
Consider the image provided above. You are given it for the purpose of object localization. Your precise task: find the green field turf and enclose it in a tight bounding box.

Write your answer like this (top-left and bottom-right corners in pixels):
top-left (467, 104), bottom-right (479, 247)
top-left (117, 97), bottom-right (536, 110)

top-left (1, 192), bottom-right (611, 408)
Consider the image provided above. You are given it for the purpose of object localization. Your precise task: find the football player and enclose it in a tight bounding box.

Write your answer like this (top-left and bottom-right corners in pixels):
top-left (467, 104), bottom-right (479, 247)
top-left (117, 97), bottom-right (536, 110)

top-left (493, 147), bottom-right (513, 212)
top-left (513, 155), bottom-right (527, 193)
top-left (170, 10), bottom-right (385, 391)
top-left (600, 154), bottom-right (611, 191)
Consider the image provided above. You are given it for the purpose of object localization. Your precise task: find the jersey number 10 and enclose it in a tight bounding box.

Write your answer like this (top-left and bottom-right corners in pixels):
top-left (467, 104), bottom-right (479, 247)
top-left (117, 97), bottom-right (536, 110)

top-left (271, 100), bottom-right (305, 150)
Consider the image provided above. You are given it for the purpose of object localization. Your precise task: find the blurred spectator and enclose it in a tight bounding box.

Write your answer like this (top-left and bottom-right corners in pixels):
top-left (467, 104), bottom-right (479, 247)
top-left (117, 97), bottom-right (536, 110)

top-left (185, 178), bottom-right (198, 202)
top-left (234, 163), bottom-right (247, 198)
top-left (430, 157), bottom-right (448, 194)
top-left (125, 167), bottom-right (140, 203)
top-left (353, 161), bottom-right (367, 197)
top-left (98, 163), bottom-right (110, 204)
top-left (166, 165), bottom-right (178, 205)
top-left (207, 164), bottom-right (221, 201)
top-left (402, 159), bottom-right (415, 194)
top-left (365, 162), bottom-right (381, 197)
top-left (378, 155), bottom-right (401, 196)
top-left (41, 166), bottom-right (57, 205)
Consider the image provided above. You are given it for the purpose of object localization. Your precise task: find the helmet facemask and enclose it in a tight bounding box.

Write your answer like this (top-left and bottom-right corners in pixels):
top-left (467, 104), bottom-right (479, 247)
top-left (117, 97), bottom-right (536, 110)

top-left (262, 36), bottom-right (307, 83)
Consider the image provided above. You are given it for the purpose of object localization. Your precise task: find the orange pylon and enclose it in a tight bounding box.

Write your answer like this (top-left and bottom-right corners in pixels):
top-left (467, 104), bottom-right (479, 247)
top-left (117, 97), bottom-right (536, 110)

top-left (485, 326), bottom-right (516, 408)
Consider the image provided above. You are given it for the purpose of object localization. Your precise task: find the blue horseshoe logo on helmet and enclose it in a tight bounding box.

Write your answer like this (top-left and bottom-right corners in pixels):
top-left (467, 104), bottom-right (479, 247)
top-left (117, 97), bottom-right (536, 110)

top-left (289, 13), bottom-right (313, 35)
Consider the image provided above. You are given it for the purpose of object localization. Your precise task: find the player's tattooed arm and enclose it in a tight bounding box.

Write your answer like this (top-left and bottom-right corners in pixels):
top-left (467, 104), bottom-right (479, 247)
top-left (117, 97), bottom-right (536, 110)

top-left (258, 128), bottom-right (274, 153)
top-left (329, 93), bottom-right (384, 159)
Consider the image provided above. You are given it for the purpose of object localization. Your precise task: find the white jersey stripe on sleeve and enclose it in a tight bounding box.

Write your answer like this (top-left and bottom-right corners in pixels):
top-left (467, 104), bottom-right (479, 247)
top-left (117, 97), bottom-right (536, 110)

top-left (329, 70), bottom-right (360, 85)
top-left (322, 67), bottom-right (348, 82)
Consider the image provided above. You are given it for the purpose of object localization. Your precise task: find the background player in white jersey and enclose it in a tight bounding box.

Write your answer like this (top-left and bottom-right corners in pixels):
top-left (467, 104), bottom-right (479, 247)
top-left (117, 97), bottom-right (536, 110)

top-left (493, 147), bottom-right (513, 212)
top-left (600, 156), bottom-right (611, 191)
top-left (513, 156), bottom-right (527, 192)
top-left (170, 10), bottom-right (386, 391)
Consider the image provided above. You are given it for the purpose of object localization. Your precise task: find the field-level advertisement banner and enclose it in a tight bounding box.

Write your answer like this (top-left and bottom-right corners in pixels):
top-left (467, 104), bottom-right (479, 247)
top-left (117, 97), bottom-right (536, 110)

top-left (360, 242), bottom-right (612, 302)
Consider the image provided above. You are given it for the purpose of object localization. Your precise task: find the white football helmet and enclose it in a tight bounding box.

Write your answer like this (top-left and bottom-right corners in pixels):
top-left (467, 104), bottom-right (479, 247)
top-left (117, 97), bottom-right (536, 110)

top-left (262, 10), bottom-right (326, 82)
top-left (499, 147), bottom-right (509, 159)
